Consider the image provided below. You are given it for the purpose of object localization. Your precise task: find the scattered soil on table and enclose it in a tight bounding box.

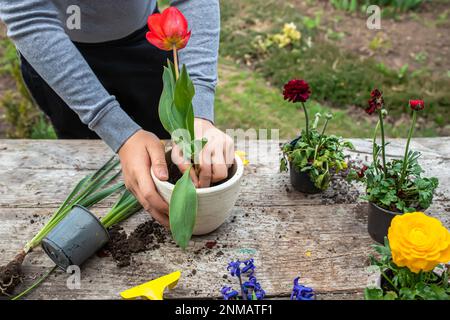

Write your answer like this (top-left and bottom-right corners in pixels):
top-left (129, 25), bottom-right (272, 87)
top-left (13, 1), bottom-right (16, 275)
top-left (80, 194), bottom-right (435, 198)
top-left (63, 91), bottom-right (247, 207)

top-left (0, 251), bottom-right (25, 296)
top-left (320, 171), bottom-right (360, 205)
top-left (102, 219), bottom-right (169, 268)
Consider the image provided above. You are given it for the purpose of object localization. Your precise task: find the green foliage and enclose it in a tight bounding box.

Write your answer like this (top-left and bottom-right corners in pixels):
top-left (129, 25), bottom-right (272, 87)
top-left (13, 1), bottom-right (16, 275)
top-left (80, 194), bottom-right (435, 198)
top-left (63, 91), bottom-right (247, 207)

top-left (0, 38), bottom-right (55, 139)
top-left (331, 0), bottom-right (426, 13)
top-left (159, 59), bottom-right (204, 249)
top-left (366, 240), bottom-right (450, 300)
top-left (220, 1), bottom-right (450, 127)
top-left (101, 189), bottom-right (142, 229)
top-left (281, 112), bottom-right (354, 190)
top-left (351, 152), bottom-right (438, 212)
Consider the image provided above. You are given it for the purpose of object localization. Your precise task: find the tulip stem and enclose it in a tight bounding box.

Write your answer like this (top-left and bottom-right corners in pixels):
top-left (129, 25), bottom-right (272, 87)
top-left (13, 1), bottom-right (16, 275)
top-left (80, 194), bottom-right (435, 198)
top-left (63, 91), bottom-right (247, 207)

top-left (172, 46), bottom-right (179, 80)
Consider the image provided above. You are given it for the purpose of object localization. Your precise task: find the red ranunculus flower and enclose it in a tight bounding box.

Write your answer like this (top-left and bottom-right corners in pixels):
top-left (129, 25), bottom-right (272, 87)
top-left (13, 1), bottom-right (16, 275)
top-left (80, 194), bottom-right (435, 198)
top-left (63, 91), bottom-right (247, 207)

top-left (409, 99), bottom-right (425, 111)
top-left (365, 89), bottom-right (384, 115)
top-left (283, 79), bottom-right (311, 103)
top-left (146, 7), bottom-right (191, 51)
top-left (358, 165), bottom-right (368, 178)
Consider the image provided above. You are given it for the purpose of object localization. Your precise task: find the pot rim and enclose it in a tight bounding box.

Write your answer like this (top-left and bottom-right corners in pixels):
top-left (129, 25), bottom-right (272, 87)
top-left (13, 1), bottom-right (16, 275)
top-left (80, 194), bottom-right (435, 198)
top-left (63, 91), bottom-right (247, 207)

top-left (151, 154), bottom-right (244, 194)
top-left (368, 201), bottom-right (403, 216)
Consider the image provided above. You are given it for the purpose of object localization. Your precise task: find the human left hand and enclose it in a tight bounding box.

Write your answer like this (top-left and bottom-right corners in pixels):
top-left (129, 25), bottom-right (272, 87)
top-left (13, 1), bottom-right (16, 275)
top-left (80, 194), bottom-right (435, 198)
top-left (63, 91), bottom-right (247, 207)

top-left (172, 118), bottom-right (234, 188)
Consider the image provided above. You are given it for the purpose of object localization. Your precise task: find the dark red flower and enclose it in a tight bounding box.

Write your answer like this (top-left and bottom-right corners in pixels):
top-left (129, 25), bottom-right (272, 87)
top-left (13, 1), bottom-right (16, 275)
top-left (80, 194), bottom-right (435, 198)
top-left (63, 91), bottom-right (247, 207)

top-left (365, 89), bottom-right (384, 115)
top-left (146, 7), bottom-right (191, 51)
top-left (283, 79), bottom-right (311, 103)
top-left (358, 165), bottom-right (368, 178)
top-left (409, 100), bottom-right (425, 111)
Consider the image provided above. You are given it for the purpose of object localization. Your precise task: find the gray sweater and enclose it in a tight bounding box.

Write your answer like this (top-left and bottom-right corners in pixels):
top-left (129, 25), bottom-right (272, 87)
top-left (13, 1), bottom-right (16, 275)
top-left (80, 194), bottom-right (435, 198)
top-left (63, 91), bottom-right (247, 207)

top-left (0, 0), bottom-right (219, 152)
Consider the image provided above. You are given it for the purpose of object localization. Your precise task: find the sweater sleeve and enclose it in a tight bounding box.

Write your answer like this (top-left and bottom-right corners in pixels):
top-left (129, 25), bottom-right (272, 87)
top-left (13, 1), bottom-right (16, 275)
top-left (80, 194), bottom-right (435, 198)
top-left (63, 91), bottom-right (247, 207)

top-left (172, 0), bottom-right (220, 123)
top-left (0, 0), bottom-right (141, 152)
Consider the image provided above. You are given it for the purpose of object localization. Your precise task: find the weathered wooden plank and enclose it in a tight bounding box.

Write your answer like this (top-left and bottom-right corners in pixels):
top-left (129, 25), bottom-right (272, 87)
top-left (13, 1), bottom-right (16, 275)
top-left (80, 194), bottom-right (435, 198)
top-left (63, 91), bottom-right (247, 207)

top-left (0, 158), bottom-right (449, 208)
top-left (0, 138), bottom-right (449, 171)
top-left (1, 200), bottom-right (449, 300)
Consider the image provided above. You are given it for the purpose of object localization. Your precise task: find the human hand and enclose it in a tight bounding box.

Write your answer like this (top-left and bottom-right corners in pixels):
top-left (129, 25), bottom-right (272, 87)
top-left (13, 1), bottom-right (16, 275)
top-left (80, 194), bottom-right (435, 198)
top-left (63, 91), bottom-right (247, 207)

top-left (172, 118), bottom-right (234, 188)
top-left (118, 130), bottom-right (169, 227)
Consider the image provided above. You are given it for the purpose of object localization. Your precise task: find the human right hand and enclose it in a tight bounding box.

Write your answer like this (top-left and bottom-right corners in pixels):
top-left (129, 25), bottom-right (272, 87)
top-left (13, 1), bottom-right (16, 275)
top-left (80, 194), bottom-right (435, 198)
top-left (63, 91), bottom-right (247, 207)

top-left (118, 130), bottom-right (169, 227)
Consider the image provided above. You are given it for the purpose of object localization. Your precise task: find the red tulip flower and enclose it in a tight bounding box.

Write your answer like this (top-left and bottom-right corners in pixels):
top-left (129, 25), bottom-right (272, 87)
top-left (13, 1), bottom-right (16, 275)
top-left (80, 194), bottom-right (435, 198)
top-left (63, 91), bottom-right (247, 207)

top-left (146, 7), bottom-right (191, 51)
top-left (146, 7), bottom-right (191, 79)
top-left (409, 100), bottom-right (425, 111)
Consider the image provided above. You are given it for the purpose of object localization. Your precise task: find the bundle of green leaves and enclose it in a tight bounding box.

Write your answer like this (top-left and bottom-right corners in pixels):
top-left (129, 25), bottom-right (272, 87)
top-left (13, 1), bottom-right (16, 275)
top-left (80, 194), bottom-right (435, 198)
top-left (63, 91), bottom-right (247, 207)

top-left (348, 92), bottom-right (438, 212)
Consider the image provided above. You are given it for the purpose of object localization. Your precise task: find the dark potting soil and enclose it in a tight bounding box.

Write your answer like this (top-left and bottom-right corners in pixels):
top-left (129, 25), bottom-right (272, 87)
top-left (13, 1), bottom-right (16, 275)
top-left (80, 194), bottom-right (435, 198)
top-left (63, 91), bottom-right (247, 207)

top-left (103, 219), bottom-right (170, 268)
top-left (167, 159), bottom-right (234, 187)
top-left (0, 252), bottom-right (25, 296)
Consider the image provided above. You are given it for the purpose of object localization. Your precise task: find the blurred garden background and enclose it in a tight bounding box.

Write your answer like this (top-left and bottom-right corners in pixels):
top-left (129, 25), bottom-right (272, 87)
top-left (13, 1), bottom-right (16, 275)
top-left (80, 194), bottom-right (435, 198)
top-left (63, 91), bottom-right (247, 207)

top-left (0, 0), bottom-right (449, 139)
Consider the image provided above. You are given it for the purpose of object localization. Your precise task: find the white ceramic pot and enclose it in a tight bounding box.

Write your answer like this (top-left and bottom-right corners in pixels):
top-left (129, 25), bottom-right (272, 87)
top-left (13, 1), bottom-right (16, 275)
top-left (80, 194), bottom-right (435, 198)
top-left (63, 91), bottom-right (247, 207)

top-left (151, 154), bottom-right (244, 235)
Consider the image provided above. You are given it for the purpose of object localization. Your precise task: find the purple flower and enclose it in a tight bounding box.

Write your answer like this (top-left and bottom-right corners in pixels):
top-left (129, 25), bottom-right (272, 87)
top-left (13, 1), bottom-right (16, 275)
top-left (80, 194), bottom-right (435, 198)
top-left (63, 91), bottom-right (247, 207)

top-left (227, 260), bottom-right (242, 277)
top-left (241, 259), bottom-right (256, 276)
top-left (221, 286), bottom-right (239, 300)
top-left (290, 277), bottom-right (315, 301)
top-left (243, 276), bottom-right (266, 300)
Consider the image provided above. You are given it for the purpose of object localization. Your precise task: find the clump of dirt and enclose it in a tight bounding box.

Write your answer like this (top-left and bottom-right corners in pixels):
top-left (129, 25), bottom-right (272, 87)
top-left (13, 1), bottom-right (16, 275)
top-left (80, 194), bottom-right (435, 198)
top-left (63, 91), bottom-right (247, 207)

top-left (103, 219), bottom-right (169, 268)
top-left (321, 169), bottom-right (360, 205)
top-left (0, 251), bottom-right (26, 296)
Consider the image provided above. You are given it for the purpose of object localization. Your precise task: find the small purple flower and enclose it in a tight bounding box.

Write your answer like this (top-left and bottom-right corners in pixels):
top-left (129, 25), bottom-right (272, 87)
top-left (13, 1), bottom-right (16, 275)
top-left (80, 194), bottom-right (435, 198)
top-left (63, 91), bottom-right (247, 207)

top-left (227, 260), bottom-right (242, 277)
top-left (243, 276), bottom-right (266, 300)
top-left (221, 286), bottom-right (239, 300)
top-left (290, 277), bottom-right (315, 301)
top-left (241, 259), bottom-right (256, 276)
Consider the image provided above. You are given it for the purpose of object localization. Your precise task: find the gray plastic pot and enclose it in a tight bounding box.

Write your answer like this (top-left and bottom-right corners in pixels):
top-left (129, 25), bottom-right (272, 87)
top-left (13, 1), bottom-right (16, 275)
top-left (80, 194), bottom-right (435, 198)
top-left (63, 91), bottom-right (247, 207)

top-left (41, 205), bottom-right (109, 271)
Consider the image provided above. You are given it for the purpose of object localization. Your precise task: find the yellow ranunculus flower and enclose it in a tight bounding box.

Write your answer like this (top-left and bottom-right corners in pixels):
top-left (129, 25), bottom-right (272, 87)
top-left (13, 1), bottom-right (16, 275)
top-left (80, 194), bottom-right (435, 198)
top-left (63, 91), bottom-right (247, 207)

top-left (388, 212), bottom-right (450, 273)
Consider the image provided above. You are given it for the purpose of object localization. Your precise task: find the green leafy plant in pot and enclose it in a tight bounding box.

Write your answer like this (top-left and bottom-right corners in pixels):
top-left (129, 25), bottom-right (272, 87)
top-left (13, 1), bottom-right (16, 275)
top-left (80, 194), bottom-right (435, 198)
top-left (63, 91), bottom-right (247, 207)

top-left (146, 7), bottom-right (243, 249)
top-left (348, 90), bottom-right (438, 244)
top-left (280, 79), bottom-right (354, 193)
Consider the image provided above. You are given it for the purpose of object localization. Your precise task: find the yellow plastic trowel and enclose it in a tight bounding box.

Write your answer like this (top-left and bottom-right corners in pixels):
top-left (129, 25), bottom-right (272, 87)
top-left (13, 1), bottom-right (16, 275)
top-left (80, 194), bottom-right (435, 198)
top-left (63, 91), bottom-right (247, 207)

top-left (120, 271), bottom-right (181, 300)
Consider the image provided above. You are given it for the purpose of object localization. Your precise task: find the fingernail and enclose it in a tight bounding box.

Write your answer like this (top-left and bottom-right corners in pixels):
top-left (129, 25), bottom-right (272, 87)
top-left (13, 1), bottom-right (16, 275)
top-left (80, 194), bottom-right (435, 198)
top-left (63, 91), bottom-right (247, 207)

top-left (158, 169), bottom-right (168, 180)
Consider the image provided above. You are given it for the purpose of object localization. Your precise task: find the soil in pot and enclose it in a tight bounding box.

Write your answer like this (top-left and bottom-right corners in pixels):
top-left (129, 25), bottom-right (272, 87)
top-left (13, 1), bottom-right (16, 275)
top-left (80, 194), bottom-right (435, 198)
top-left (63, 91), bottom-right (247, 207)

top-left (0, 251), bottom-right (26, 296)
top-left (102, 219), bottom-right (170, 268)
top-left (166, 152), bottom-right (234, 187)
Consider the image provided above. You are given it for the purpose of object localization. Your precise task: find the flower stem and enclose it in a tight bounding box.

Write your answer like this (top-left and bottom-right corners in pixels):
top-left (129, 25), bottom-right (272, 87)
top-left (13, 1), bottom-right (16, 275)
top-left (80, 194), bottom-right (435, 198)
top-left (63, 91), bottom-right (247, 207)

top-left (399, 111), bottom-right (417, 187)
top-left (372, 120), bottom-right (380, 175)
top-left (238, 276), bottom-right (247, 300)
top-left (301, 102), bottom-right (310, 144)
top-left (378, 110), bottom-right (387, 177)
top-left (381, 270), bottom-right (398, 292)
top-left (172, 46), bottom-right (179, 80)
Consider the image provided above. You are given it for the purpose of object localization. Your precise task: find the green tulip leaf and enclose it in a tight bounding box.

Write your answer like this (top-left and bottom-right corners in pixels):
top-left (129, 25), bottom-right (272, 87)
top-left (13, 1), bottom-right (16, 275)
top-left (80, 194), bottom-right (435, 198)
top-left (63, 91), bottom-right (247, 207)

top-left (169, 166), bottom-right (197, 249)
top-left (159, 66), bottom-right (184, 134)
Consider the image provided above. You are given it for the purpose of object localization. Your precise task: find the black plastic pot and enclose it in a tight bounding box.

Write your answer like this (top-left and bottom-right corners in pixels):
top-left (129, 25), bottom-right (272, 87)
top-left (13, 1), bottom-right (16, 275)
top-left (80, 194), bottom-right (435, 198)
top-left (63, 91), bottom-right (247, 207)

top-left (287, 136), bottom-right (321, 194)
top-left (41, 205), bottom-right (109, 271)
top-left (368, 202), bottom-right (402, 244)
top-left (289, 162), bottom-right (321, 194)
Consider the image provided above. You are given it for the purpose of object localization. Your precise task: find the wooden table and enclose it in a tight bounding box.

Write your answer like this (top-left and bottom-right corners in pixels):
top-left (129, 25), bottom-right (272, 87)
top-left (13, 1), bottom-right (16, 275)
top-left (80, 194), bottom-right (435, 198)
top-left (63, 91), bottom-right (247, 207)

top-left (0, 138), bottom-right (449, 300)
